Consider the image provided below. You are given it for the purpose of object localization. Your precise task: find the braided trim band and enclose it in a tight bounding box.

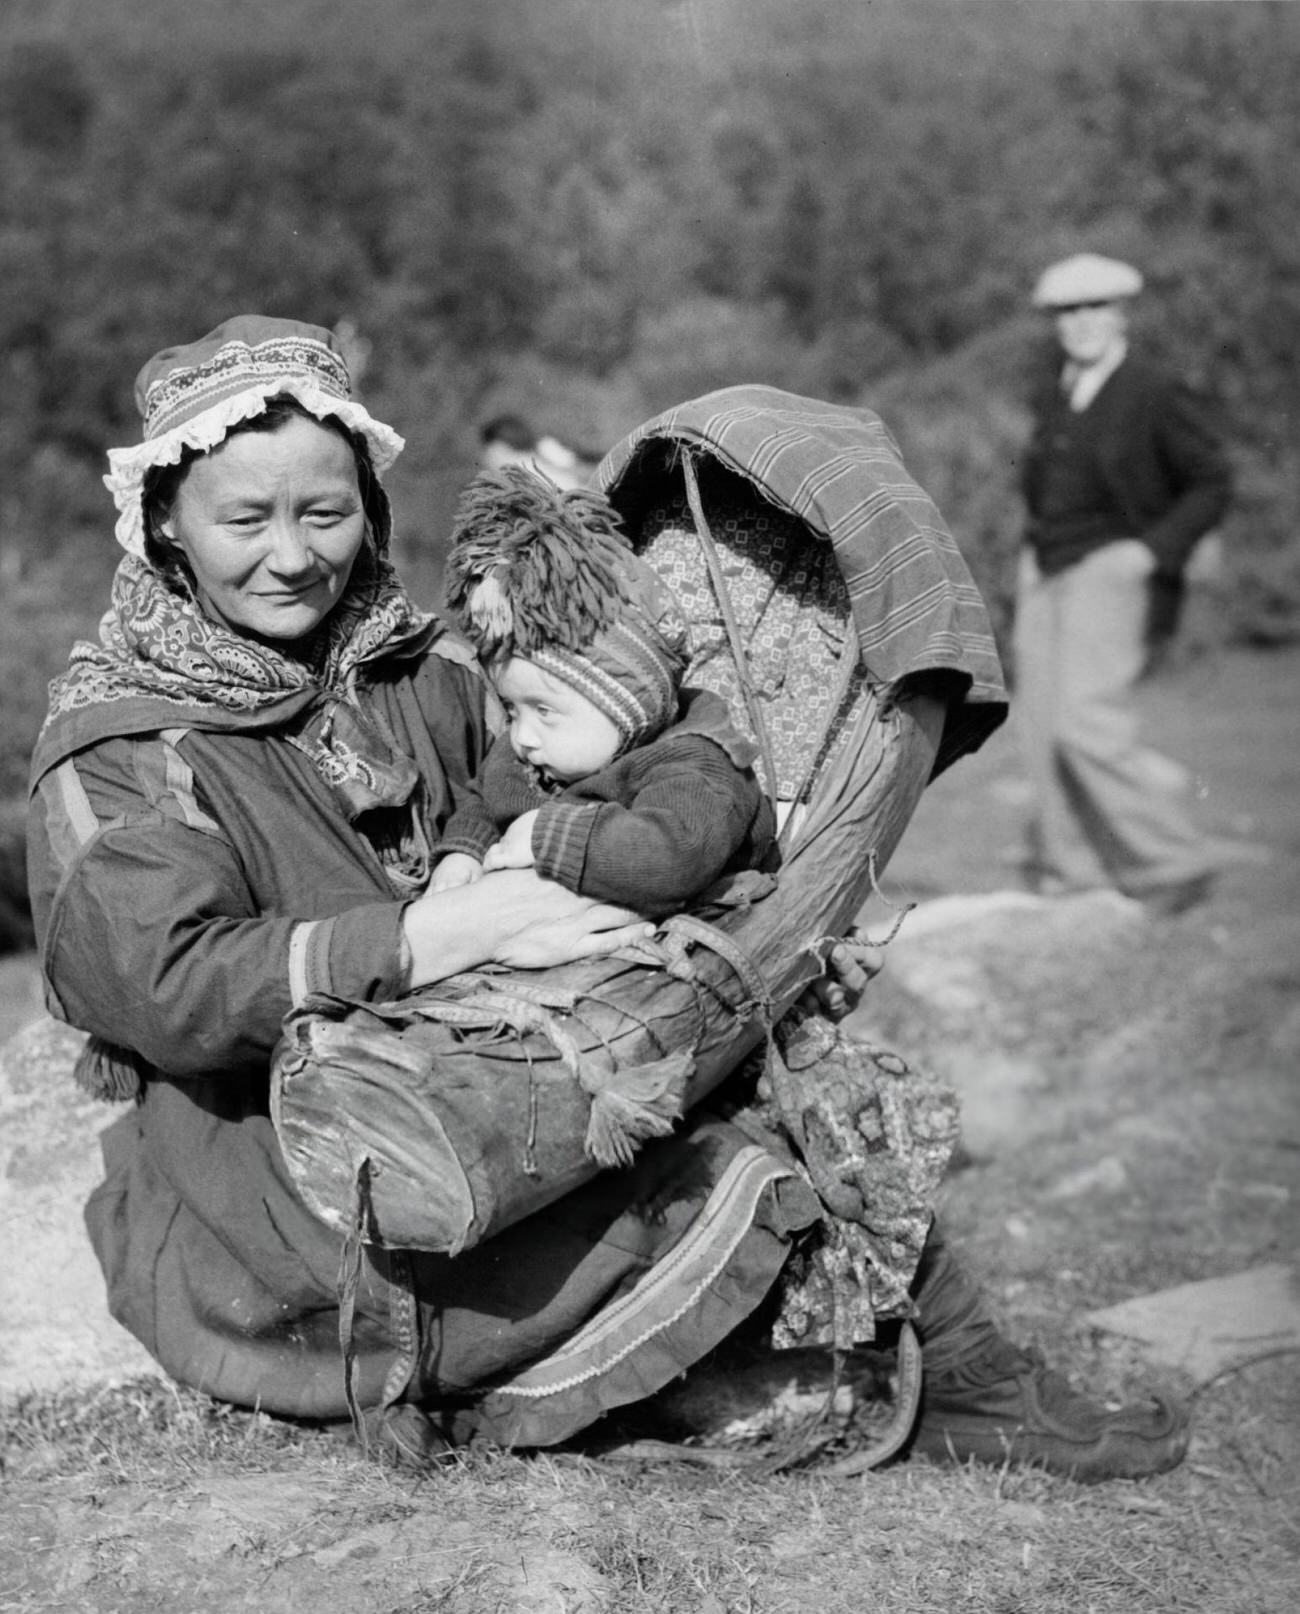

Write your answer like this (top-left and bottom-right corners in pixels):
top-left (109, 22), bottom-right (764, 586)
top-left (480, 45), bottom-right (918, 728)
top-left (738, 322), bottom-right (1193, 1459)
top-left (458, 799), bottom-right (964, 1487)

top-left (493, 1145), bottom-right (791, 1399)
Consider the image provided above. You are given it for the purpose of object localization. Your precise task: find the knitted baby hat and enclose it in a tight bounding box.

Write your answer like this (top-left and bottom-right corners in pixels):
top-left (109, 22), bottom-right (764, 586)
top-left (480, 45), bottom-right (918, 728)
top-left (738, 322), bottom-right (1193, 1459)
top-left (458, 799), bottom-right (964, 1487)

top-left (445, 465), bottom-right (690, 749)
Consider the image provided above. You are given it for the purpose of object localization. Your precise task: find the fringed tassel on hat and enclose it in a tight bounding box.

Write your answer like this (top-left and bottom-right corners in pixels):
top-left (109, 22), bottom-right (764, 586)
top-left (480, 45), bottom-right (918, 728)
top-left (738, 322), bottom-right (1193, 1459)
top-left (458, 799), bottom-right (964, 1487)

top-left (445, 465), bottom-right (637, 661)
top-left (580, 1051), bottom-right (694, 1169)
top-left (73, 1035), bottom-right (151, 1103)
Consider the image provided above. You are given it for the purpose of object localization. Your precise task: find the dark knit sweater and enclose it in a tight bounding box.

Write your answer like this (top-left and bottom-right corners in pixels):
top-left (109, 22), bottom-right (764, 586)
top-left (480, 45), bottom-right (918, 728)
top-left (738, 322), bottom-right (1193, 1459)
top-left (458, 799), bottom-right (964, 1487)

top-left (439, 687), bottom-right (776, 913)
top-left (1021, 354), bottom-right (1231, 578)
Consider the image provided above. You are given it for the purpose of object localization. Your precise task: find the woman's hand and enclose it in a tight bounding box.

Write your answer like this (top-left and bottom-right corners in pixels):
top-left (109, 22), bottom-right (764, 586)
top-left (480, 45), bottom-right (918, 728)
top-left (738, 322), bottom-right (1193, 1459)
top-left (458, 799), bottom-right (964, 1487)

top-left (795, 939), bottom-right (884, 1021)
top-left (482, 810), bottom-right (539, 872)
top-left (493, 891), bottom-right (653, 969)
top-left (402, 867), bottom-right (652, 987)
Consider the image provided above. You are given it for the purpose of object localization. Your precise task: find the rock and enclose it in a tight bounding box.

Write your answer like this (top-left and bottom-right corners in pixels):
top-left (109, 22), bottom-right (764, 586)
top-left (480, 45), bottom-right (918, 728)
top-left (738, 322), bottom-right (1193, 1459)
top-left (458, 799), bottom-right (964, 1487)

top-left (1084, 1263), bottom-right (1300, 1383)
top-left (844, 888), bottom-right (1149, 1153)
top-left (921, 1050), bottom-right (1047, 1159)
top-left (0, 951), bottom-right (43, 1047)
top-left (861, 889), bottom-right (1146, 1039)
top-left (1044, 1155), bottom-right (1129, 1201)
top-left (0, 1014), bottom-right (159, 1396)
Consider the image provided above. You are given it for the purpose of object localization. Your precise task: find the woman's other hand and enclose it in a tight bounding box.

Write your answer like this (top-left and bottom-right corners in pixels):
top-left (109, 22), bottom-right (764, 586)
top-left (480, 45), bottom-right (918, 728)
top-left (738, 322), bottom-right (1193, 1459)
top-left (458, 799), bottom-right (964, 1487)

top-left (402, 867), bottom-right (652, 986)
top-left (429, 852), bottom-right (484, 891)
top-left (795, 938), bottom-right (884, 1021)
top-left (481, 810), bottom-right (539, 872)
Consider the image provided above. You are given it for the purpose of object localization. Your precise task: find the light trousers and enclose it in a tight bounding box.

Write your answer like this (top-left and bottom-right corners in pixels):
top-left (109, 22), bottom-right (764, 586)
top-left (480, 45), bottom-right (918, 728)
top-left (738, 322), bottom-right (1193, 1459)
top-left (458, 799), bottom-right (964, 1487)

top-left (1013, 541), bottom-right (1213, 897)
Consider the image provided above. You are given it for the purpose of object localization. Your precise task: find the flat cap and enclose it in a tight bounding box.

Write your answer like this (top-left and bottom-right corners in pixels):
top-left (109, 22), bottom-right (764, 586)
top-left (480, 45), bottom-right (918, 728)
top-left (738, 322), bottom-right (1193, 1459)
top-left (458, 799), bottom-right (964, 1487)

top-left (1031, 253), bottom-right (1143, 309)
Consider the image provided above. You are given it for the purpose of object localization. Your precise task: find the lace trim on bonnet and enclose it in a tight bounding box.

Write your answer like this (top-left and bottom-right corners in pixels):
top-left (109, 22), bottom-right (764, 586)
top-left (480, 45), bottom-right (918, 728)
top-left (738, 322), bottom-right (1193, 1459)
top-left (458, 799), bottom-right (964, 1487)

top-left (103, 376), bottom-right (405, 557)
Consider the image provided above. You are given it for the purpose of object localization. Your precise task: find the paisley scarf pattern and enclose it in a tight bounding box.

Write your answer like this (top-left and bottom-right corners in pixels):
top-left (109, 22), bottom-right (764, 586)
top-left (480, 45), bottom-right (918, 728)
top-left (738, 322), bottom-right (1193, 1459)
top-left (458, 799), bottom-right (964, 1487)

top-left (41, 545), bottom-right (437, 821)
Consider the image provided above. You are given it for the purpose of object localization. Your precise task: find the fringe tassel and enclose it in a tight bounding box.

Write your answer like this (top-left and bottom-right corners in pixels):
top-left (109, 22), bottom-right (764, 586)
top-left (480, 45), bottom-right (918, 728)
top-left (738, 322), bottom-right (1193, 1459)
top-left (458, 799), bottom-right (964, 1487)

top-left (581, 1051), bottom-right (693, 1169)
top-left (73, 1035), bottom-right (150, 1103)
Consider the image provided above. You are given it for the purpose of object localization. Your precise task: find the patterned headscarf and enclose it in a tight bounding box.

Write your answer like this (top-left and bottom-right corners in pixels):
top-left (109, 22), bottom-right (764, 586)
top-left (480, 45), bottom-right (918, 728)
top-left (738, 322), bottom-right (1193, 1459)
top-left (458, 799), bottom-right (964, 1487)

top-left (38, 547), bottom-right (436, 819)
top-left (444, 466), bottom-right (690, 750)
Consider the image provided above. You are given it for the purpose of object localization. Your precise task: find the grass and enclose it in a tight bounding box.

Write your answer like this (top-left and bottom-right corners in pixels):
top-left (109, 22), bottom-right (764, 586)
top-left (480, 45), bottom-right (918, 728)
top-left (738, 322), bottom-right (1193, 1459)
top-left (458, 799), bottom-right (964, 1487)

top-left (4, 1159), bottom-right (1298, 1614)
top-left (0, 1376), bottom-right (331, 1482)
top-left (3, 1368), bottom-right (1295, 1613)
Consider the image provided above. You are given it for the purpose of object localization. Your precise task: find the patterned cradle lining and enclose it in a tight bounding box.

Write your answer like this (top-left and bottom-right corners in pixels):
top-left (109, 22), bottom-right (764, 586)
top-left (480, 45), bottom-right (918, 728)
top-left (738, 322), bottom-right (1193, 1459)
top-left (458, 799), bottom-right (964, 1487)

top-left (631, 480), bottom-right (868, 802)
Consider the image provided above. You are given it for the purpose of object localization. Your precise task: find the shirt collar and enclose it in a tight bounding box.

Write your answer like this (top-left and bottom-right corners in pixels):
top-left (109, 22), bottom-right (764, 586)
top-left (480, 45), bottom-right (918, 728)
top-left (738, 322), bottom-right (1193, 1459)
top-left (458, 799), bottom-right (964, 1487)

top-left (1063, 338), bottom-right (1127, 411)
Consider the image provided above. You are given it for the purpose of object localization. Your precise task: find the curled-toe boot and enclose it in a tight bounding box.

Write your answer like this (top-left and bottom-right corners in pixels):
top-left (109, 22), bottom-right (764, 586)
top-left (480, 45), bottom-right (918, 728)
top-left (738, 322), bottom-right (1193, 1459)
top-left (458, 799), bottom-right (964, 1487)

top-left (906, 1228), bottom-right (1190, 1483)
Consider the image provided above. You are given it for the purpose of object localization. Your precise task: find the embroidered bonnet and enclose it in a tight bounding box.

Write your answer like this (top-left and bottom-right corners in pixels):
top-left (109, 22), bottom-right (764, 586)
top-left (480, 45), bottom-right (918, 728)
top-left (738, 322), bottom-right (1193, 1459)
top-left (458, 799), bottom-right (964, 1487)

top-left (103, 315), bottom-right (404, 556)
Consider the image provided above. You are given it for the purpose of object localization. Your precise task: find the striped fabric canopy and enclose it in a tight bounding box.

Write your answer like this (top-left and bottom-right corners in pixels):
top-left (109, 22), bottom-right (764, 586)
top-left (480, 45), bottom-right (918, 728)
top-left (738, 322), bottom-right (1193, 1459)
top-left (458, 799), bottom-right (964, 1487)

top-left (598, 384), bottom-right (1008, 778)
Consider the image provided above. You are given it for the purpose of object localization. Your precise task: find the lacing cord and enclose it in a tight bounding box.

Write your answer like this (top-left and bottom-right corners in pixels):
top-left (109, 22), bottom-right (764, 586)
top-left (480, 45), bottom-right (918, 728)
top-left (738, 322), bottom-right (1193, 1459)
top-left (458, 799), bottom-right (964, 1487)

top-left (338, 1160), bottom-right (420, 1453)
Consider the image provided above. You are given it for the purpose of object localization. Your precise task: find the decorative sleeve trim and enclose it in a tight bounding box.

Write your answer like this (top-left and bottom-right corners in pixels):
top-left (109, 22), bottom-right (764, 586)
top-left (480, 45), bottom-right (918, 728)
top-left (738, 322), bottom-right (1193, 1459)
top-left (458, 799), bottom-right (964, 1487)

top-left (531, 799), bottom-right (599, 892)
top-left (288, 917), bottom-right (336, 1009)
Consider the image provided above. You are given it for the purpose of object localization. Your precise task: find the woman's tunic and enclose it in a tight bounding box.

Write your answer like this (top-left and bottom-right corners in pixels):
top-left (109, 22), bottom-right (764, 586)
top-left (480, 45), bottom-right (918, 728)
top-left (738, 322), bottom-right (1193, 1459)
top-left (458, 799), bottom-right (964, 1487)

top-left (27, 564), bottom-right (818, 1443)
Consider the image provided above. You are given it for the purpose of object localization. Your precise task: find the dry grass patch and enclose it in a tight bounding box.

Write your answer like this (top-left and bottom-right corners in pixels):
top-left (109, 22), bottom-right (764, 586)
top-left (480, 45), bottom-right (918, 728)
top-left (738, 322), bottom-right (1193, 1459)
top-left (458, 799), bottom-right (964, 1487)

top-left (4, 1373), bottom-right (1297, 1613)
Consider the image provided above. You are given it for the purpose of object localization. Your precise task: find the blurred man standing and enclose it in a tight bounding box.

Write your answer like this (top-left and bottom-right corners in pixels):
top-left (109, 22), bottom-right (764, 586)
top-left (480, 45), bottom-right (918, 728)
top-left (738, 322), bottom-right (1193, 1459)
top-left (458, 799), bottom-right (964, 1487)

top-left (1015, 253), bottom-right (1232, 915)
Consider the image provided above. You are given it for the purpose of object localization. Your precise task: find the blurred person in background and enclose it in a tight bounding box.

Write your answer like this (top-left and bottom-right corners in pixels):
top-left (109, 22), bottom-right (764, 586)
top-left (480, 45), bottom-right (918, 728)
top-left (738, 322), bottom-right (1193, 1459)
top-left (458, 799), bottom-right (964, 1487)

top-left (1014, 252), bottom-right (1233, 916)
top-left (479, 411), bottom-right (599, 491)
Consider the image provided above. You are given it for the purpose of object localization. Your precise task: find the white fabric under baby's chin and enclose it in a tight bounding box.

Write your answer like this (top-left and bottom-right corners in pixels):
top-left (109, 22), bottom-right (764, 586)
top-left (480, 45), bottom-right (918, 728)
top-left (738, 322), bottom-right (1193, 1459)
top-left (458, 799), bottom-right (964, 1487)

top-left (776, 799), bottom-right (805, 838)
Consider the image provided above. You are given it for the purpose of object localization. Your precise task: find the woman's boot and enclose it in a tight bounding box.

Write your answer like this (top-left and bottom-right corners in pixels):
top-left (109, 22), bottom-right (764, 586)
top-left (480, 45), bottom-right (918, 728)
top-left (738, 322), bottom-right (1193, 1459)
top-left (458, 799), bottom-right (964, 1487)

top-left (907, 1225), bottom-right (1189, 1482)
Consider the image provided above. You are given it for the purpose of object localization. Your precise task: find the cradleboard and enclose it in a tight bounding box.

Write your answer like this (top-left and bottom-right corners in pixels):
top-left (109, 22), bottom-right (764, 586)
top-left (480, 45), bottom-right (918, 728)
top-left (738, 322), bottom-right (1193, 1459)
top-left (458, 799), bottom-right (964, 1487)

top-left (269, 386), bottom-right (1006, 1257)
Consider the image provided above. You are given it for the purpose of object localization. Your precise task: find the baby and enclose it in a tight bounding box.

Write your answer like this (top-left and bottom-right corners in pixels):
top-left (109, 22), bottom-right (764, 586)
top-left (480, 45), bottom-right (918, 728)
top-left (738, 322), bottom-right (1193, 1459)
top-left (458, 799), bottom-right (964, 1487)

top-left (433, 465), bottom-right (776, 913)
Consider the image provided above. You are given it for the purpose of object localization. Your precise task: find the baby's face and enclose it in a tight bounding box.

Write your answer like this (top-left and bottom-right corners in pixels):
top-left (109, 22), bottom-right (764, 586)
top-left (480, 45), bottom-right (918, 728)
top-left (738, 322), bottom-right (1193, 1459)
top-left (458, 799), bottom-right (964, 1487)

top-left (495, 657), bottom-right (623, 784)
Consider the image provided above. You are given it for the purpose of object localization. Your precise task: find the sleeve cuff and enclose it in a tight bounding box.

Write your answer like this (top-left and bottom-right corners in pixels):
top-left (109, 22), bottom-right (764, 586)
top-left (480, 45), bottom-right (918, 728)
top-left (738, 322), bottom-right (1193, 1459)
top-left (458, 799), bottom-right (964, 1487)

top-left (437, 829), bottom-right (496, 861)
top-left (439, 807), bottom-right (498, 862)
top-left (288, 902), bottom-right (409, 1007)
top-left (532, 800), bottom-right (601, 893)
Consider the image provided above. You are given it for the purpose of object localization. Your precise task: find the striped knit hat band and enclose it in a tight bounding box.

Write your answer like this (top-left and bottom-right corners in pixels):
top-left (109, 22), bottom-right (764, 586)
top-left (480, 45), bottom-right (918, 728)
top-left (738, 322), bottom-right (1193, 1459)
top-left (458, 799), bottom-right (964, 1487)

top-left (529, 612), bottom-right (687, 749)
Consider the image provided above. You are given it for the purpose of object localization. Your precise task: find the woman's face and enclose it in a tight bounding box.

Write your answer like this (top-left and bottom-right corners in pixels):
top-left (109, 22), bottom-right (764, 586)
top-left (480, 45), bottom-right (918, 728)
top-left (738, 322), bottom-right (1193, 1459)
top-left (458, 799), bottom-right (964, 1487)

top-left (161, 414), bottom-right (367, 644)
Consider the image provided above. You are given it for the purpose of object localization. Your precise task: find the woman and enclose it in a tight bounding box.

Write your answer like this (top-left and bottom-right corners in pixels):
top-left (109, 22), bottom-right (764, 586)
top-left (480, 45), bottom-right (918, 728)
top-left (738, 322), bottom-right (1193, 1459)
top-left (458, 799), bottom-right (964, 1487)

top-left (27, 317), bottom-right (1187, 1479)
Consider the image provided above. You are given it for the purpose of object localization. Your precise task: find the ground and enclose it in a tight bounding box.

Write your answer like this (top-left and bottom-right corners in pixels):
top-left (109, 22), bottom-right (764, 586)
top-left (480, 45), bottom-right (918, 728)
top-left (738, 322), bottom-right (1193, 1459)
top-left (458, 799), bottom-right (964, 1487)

top-left (1, 642), bottom-right (1298, 1613)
